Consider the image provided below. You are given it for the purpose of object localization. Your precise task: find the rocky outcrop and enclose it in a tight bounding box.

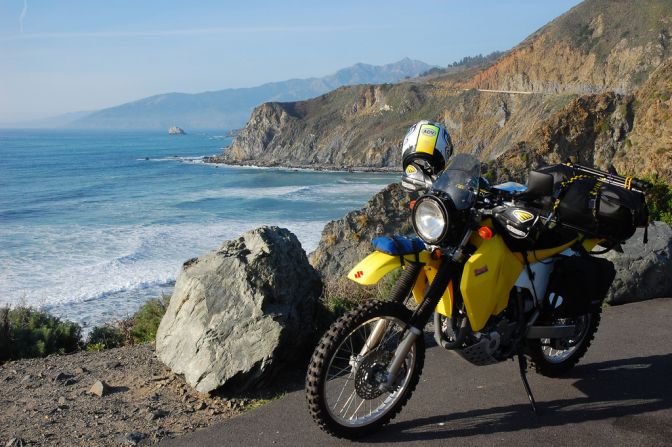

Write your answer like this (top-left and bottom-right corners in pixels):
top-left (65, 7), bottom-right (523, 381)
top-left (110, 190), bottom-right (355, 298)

top-left (491, 60), bottom-right (672, 184)
top-left (601, 222), bottom-right (672, 304)
top-left (156, 226), bottom-right (322, 393)
top-left (462, 1), bottom-right (672, 95)
top-left (212, 0), bottom-right (672, 179)
top-left (310, 183), bottom-right (414, 279)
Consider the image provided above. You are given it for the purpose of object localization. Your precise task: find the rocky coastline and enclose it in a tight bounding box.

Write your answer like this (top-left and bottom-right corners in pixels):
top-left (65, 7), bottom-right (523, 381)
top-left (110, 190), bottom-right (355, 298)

top-left (202, 154), bottom-right (399, 173)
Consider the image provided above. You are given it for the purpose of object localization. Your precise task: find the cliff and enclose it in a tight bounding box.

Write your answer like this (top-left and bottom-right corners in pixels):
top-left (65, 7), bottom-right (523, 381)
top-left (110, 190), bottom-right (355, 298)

top-left (218, 0), bottom-right (672, 182)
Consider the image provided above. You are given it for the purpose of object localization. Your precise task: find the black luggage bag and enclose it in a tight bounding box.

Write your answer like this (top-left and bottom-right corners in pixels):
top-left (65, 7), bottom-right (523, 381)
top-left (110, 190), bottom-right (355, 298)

top-left (536, 164), bottom-right (649, 242)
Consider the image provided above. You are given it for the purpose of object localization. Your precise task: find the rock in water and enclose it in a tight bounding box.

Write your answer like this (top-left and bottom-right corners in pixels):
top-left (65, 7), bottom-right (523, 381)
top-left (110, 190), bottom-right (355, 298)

top-left (156, 226), bottom-right (322, 393)
top-left (601, 221), bottom-right (672, 304)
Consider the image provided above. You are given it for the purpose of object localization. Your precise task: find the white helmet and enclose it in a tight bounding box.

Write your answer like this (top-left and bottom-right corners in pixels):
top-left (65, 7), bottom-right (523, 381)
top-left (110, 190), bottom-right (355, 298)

top-left (401, 120), bottom-right (453, 175)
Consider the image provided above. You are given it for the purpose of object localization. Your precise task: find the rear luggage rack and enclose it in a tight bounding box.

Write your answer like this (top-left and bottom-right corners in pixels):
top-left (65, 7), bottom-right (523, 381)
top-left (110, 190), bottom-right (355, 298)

top-left (565, 163), bottom-right (652, 194)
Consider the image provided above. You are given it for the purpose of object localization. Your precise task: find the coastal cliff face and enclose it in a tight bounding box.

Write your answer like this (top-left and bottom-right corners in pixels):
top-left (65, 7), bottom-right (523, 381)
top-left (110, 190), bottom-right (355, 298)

top-left (460, 0), bottom-right (672, 95)
top-left (492, 60), bottom-right (672, 183)
top-left (219, 0), bottom-right (672, 182)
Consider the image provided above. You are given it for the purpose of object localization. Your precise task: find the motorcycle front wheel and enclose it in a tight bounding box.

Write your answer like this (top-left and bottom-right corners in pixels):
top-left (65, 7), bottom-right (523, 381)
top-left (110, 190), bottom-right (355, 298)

top-left (305, 300), bottom-right (425, 439)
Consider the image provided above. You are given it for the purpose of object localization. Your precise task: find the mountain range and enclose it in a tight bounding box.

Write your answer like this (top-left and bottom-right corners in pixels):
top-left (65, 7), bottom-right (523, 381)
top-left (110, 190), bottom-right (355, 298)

top-left (218, 0), bottom-right (672, 183)
top-left (5, 58), bottom-right (433, 130)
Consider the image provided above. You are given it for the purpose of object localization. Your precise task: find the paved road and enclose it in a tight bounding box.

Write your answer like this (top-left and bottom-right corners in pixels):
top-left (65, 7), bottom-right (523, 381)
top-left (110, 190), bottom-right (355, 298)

top-left (162, 298), bottom-right (672, 446)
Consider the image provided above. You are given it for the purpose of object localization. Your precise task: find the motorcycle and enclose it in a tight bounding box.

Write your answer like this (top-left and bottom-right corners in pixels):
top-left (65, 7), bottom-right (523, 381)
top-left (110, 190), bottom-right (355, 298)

top-left (305, 153), bottom-right (650, 438)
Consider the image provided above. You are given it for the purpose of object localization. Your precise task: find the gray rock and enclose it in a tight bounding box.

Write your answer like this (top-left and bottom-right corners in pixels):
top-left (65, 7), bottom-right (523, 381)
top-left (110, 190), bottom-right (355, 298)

top-left (52, 372), bottom-right (70, 382)
top-left (88, 380), bottom-right (109, 397)
top-left (144, 410), bottom-right (166, 421)
top-left (600, 221), bottom-right (672, 304)
top-left (156, 226), bottom-right (322, 393)
top-left (309, 183), bottom-right (414, 280)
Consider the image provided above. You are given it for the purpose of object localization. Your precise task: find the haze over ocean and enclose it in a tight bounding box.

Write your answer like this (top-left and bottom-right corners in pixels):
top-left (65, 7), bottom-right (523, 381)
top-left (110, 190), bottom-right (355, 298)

top-left (0, 129), bottom-right (394, 328)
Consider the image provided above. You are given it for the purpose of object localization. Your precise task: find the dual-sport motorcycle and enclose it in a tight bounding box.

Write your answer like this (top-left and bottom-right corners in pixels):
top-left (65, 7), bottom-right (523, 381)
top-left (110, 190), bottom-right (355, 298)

top-left (305, 152), bottom-right (650, 438)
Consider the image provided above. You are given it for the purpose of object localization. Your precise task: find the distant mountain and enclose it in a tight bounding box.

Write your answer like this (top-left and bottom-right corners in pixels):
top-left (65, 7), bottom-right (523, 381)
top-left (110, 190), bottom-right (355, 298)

top-left (63, 58), bottom-right (433, 130)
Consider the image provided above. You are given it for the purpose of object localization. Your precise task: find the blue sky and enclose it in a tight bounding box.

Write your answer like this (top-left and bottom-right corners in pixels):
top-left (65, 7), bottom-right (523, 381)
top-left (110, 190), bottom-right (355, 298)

top-left (0, 0), bottom-right (582, 122)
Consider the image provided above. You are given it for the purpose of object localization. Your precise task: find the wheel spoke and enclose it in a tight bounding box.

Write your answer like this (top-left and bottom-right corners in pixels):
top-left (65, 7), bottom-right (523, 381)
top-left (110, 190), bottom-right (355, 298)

top-left (307, 302), bottom-right (426, 436)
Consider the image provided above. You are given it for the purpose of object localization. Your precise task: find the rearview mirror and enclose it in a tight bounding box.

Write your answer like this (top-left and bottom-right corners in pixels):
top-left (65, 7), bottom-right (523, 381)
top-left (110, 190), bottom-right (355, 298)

top-left (401, 163), bottom-right (433, 192)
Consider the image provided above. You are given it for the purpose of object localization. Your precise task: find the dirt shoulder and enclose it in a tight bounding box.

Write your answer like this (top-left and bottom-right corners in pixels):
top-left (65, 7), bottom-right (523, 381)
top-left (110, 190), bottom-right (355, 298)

top-left (0, 344), bottom-right (299, 446)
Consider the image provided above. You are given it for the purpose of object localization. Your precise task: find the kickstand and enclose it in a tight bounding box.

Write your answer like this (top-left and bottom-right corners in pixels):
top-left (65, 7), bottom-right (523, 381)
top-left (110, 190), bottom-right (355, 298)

top-left (517, 353), bottom-right (538, 415)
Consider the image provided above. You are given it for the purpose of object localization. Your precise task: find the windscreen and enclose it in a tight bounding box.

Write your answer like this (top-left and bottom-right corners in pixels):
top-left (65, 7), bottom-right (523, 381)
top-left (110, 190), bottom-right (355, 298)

top-left (430, 154), bottom-right (481, 210)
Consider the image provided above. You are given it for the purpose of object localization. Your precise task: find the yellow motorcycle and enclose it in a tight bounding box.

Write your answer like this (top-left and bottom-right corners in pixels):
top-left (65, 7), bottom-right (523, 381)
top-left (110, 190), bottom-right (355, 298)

top-left (305, 153), bottom-right (650, 438)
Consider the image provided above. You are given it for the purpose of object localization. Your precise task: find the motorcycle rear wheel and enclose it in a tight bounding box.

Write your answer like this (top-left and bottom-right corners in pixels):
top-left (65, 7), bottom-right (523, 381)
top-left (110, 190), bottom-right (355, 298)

top-left (528, 309), bottom-right (601, 377)
top-left (305, 300), bottom-right (425, 439)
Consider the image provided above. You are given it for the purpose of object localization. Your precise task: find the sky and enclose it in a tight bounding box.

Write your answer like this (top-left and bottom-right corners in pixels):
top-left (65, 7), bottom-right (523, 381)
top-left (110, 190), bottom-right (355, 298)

top-left (0, 0), bottom-right (583, 122)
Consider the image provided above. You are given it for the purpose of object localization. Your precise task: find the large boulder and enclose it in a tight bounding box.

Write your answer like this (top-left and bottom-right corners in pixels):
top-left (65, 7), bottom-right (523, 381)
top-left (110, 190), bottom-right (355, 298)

top-left (156, 226), bottom-right (322, 393)
top-left (601, 221), bottom-right (672, 305)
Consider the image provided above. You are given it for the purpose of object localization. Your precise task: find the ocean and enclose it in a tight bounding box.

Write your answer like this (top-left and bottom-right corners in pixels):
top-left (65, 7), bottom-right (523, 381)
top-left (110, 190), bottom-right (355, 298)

top-left (0, 129), bottom-right (395, 329)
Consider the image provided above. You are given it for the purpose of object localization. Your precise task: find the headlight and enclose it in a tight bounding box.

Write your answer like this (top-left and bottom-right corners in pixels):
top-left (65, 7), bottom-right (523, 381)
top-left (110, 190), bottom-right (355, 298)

top-left (412, 196), bottom-right (448, 244)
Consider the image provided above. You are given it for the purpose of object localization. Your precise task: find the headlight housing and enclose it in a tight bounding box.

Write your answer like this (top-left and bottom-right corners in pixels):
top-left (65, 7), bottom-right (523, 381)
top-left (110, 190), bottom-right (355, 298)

top-left (412, 196), bottom-right (449, 244)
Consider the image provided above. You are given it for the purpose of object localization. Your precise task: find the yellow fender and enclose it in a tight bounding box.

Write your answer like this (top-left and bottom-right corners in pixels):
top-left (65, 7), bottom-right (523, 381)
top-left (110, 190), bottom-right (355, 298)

top-left (347, 250), bottom-right (454, 317)
top-left (347, 251), bottom-right (431, 285)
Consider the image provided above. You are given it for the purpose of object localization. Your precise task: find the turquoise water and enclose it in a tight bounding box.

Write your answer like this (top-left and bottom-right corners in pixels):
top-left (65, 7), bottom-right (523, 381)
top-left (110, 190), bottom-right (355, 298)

top-left (0, 129), bottom-right (395, 328)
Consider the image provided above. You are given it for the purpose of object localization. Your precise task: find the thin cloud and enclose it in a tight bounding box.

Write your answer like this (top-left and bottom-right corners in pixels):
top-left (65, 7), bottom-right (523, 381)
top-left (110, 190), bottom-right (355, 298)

top-left (1, 24), bottom-right (390, 42)
top-left (19, 0), bottom-right (28, 33)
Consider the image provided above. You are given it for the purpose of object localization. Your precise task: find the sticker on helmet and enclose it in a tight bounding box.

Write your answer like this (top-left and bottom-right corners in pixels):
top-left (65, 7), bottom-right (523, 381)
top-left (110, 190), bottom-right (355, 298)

top-left (405, 165), bottom-right (417, 174)
top-left (416, 124), bottom-right (439, 155)
top-left (512, 210), bottom-right (535, 222)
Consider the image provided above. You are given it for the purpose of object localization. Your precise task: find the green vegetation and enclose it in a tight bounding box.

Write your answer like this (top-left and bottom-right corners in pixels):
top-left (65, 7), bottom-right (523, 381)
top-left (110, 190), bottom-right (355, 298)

top-left (646, 178), bottom-right (672, 224)
top-left (0, 295), bottom-right (170, 363)
top-left (86, 295), bottom-right (171, 349)
top-left (87, 325), bottom-right (127, 350)
top-left (0, 306), bottom-right (81, 362)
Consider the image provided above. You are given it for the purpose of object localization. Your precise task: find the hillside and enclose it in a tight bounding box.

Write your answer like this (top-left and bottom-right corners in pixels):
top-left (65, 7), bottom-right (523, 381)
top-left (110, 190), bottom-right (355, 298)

top-left (65, 59), bottom-right (433, 130)
top-left (219, 0), bottom-right (672, 182)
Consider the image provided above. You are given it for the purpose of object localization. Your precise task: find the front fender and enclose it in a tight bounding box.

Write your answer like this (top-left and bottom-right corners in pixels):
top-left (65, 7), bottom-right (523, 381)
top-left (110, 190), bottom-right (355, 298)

top-left (347, 250), bottom-right (453, 317)
top-left (347, 251), bottom-right (432, 285)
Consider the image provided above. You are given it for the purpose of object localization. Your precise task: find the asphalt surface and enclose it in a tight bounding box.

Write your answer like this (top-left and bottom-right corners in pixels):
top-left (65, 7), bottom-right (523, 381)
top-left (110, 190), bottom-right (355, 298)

top-left (162, 298), bottom-right (672, 446)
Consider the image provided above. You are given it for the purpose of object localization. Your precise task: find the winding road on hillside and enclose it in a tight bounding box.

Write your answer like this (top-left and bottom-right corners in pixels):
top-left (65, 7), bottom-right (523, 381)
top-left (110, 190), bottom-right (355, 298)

top-left (162, 298), bottom-right (672, 447)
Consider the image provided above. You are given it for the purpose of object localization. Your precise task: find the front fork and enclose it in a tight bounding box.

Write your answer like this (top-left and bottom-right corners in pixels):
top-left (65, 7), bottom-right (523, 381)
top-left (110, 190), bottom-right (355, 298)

top-left (356, 263), bottom-right (424, 360)
top-left (381, 230), bottom-right (472, 389)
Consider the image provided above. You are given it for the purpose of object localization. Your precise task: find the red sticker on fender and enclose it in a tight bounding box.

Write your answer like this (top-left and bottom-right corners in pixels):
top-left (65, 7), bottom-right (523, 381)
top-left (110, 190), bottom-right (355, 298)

top-left (474, 266), bottom-right (489, 276)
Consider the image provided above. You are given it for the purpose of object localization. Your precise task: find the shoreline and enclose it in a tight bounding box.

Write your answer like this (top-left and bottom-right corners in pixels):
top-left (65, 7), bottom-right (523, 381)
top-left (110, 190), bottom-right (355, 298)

top-left (202, 155), bottom-right (400, 174)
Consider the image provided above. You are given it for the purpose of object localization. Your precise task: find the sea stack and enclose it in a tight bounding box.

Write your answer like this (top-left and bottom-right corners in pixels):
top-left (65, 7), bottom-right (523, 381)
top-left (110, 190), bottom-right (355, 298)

top-left (168, 126), bottom-right (185, 135)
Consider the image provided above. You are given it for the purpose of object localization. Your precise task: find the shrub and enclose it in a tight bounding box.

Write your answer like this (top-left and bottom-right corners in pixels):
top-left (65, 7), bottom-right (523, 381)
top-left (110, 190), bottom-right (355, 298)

top-left (0, 306), bottom-right (81, 362)
top-left (85, 295), bottom-right (170, 349)
top-left (130, 295), bottom-right (170, 343)
top-left (645, 178), bottom-right (672, 225)
top-left (87, 325), bottom-right (125, 349)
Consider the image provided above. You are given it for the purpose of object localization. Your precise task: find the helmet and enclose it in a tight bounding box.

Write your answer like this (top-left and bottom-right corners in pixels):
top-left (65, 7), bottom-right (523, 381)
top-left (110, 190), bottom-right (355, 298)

top-left (401, 120), bottom-right (453, 175)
